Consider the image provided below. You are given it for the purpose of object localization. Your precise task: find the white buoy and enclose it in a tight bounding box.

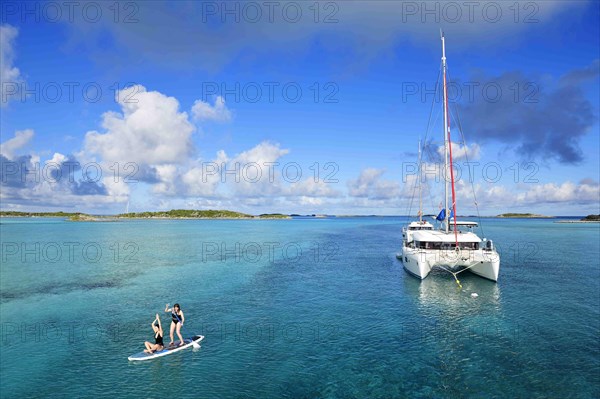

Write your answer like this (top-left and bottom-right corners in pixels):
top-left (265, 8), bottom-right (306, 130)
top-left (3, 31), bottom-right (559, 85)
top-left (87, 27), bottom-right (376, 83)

top-left (471, 293), bottom-right (478, 298)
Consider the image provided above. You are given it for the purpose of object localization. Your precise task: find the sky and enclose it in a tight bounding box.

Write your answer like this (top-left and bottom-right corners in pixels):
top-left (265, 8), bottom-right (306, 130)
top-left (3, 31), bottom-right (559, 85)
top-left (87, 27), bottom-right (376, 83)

top-left (0, 0), bottom-right (599, 216)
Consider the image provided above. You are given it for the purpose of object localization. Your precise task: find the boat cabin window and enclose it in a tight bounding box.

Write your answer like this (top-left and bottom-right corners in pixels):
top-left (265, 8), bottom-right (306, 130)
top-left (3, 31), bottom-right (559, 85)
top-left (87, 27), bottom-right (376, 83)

top-left (415, 241), bottom-right (441, 250)
top-left (409, 226), bottom-right (433, 231)
top-left (448, 224), bottom-right (477, 233)
top-left (415, 241), bottom-right (479, 250)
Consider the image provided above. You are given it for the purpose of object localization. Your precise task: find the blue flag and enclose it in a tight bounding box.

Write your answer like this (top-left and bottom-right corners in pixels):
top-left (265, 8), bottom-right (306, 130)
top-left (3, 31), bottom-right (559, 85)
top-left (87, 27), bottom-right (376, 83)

top-left (436, 209), bottom-right (445, 221)
top-left (436, 208), bottom-right (454, 221)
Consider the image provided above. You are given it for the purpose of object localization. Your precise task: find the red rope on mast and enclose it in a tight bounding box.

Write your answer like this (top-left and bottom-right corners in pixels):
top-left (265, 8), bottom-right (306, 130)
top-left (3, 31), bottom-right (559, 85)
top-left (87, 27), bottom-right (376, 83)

top-left (443, 70), bottom-right (459, 248)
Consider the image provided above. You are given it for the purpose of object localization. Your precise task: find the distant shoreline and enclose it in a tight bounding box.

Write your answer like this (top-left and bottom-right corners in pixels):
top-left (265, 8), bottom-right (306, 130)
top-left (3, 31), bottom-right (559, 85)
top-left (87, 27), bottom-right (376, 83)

top-left (0, 210), bottom-right (291, 221)
top-left (495, 213), bottom-right (553, 218)
top-left (554, 220), bottom-right (600, 223)
top-left (554, 214), bottom-right (600, 223)
top-left (1, 211), bottom-right (596, 221)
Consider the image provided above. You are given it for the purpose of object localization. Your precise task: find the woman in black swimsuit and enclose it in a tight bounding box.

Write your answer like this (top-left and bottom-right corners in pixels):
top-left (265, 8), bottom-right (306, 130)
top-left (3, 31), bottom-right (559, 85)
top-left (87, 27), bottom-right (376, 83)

top-left (165, 303), bottom-right (185, 346)
top-left (144, 313), bottom-right (164, 354)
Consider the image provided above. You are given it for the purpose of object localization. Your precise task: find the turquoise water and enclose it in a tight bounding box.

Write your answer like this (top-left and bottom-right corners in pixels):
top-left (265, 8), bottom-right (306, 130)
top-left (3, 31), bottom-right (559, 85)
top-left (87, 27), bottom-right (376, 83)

top-left (1, 217), bottom-right (598, 398)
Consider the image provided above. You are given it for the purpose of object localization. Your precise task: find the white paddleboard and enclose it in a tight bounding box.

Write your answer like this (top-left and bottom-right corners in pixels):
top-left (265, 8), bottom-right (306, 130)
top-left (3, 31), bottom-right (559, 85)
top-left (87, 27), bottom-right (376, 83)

top-left (128, 335), bottom-right (204, 361)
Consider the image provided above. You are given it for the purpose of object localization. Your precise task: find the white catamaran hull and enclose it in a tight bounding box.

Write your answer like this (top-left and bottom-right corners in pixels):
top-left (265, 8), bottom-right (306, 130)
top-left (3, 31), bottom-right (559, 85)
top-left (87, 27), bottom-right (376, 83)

top-left (400, 247), bottom-right (500, 282)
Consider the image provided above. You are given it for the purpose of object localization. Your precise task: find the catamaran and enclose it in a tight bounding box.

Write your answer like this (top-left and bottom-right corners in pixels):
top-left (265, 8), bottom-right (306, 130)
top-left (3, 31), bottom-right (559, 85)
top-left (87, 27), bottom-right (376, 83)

top-left (398, 33), bottom-right (500, 284)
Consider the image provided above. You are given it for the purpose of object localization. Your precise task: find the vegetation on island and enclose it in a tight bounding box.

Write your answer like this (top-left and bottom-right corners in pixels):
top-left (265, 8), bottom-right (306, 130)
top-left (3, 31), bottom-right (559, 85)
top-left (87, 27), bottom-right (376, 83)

top-left (117, 209), bottom-right (256, 219)
top-left (117, 209), bottom-right (290, 219)
top-left (68, 214), bottom-right (99, 222)
top-left (0, 211), bottom-right (106, 222)
top-left (0, 211), bottom-right (83, 218)
top-left (581, 214), bottom-right (600, 221)
top-left (258, 213), bottom-right (291, 219)
top-left (497, 213), bottom-right (552, 218)
top-left (3, 210), bottom-right (598, 221)
top-left (1, 209), bottom-right (291, 220)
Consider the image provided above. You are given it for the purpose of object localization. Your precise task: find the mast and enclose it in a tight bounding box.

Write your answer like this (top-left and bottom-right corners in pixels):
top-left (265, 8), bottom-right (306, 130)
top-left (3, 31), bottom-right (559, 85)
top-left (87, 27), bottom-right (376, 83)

top-left (441, 31), bottom-right (459, 245)
top-left (418, 139), bottom-right (422, 222)
top-left (441, 31), bottom-right (449, 233)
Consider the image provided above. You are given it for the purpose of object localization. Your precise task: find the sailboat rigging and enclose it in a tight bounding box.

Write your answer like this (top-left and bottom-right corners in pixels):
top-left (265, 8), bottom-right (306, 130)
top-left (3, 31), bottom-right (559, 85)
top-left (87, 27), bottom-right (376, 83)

top-left (398, 32), bottom-right (501, 283)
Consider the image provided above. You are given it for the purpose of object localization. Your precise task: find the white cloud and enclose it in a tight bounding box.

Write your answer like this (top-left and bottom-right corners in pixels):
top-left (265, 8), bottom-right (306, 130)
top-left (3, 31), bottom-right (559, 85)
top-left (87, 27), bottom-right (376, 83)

top-left (347, 168), bottom-right (401, 200)
top-left (286, 178), bottom-right (341, 199)
top-left (450, 179), bottom-right (600, 215)
top-left (77, 86), bottom-right (286, 202)
top-left (191, 96), bottom-right (232, 123)
top-left (84, 85), bottom-right (195, 165)
top-left (47, 152), bottom-right (67, 165)
top-left (3, 183), bottom-right (125, 209)
top-left (346, 163), bottom-right (600, 215)
top-left (227, 141), bottom-right (290, 197)
top-left (232, 141), bottom-right (289, 168)
top-left (152, 164), bottom-right (180, 195)
top-left (437, 142), bottom-right (480, 161)
top-left (180, 150), bottom-right (228, 197)
top-left (0, 24), bottom-right (22, 106)
top-left (516, 180), bottom-right (600, 204)
top-left (0, 129), bottom-right (33, 159)
top-left (102, 176), bottom-right (130, 199)
top-left (175, 141), bottom-right (341, 204)
top-left (296, 196), bottom-right (325, 206)
top-left (151, 141), bottom-right (291, 200)
top-left (0, 152), bottom-right (128, 212)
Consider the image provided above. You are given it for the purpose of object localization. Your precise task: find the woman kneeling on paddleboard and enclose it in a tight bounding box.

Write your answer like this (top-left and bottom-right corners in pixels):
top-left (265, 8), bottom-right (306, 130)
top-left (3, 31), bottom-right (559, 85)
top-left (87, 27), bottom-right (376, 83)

top-left (165, 303), bottom-right (185, 346)
top-left (144, 314), bottom-right (164, 354)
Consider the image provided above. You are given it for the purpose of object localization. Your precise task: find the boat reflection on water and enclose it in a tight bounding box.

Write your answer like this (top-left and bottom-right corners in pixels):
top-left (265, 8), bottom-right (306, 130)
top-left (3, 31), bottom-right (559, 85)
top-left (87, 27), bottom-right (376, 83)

top-left (402, 268), bottom-right (502, 312)
top-left (399, 269), bottom-right (506, 349)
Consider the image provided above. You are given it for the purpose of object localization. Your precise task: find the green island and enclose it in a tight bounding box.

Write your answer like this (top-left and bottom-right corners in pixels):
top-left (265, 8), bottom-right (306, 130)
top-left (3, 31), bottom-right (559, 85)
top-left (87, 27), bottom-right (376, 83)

top-left (258, 213), bottom-right (290, 219)
top-left (581, 214), bottom-right (600, 221)
top-left (118, 209), bottom-right (254, 219)
top-left (0, 211), bottom-right (83, 218)
top-left (0, 210), bottom-right (291, 221)
top-left (554, 214), bottom-right (600, 224)
top-left (497, 213), bottom-right (553, 218)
